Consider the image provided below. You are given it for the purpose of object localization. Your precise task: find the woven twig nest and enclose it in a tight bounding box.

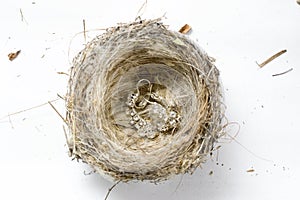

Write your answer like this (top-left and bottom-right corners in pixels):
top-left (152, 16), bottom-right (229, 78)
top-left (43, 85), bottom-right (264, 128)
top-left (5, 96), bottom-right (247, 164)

top-left (66, 19), bottom-right (224, 182)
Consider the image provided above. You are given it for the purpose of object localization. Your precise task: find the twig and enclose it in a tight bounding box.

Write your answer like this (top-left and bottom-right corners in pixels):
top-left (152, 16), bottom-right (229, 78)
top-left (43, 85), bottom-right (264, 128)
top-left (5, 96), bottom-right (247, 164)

top-left (215, 145), bottom-right (221, 161)
top-left (19, 8), bottom-right (28, 24)
top-left (104, 181), bottom-right (121, 200)
top-left (62, 125), bottom-right (69, 143)
top-left (226, 133), bottom-right (273, 163)
top-left (20, 8), bottom-right (24, 21)
top-left (247, 168), bottom-right (255, 173)
top-left (172, 174), bottom-right (184, 195)
top-left (8, 114), bottom-right (14, 129)
top-left (63, 125), bottom-right (74, 156)
top-left (272, 68), bottom-right (293, 77)
top-left (57, 71), bottom-right (69, 76)
top-left (179, 24), bottom-right (191, 34)
top-left (135, 0), bottom-right (147, 20)
top-left (57, 93), bottom-right (65, 100)
top-left (83, 19), bottom-right (86, 43)
top-left (256, 49), bottom-right (287, 68)
top-left (0, 99), bottom-right (59, 120)
top-left (48, 101), bottom-right (67, 124)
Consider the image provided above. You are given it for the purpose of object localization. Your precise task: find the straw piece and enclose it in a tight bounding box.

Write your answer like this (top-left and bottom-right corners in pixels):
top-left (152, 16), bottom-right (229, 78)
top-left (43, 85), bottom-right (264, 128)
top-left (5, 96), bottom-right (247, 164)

top-left (179, 24), bottom-right (191, 34)
top-left (257, 49), bottom-right (287, 68)
top-left (272, 68), bottom-right (293, 77)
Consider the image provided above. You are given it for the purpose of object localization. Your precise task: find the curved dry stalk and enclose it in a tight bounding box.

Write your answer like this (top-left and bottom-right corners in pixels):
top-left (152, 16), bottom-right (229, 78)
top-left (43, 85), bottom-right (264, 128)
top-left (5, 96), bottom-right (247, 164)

top-left (104, 181), bottom-right (121, 200)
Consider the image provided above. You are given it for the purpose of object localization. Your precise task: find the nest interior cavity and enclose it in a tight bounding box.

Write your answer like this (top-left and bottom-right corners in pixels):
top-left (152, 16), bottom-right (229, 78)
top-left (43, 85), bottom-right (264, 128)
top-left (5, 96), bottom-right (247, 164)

top-left (66, 19), bottom-right (224, 182)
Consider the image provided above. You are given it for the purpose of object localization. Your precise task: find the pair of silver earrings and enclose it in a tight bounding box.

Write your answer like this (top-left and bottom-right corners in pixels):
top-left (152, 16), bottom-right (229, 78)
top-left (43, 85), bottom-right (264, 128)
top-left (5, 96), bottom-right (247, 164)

top-left (125, 80), bottom-right (181, 138)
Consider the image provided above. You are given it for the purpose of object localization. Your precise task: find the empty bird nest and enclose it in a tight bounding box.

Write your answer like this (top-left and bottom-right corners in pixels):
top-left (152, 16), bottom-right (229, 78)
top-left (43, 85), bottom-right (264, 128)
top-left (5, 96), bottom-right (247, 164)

top-left (65, 18), bottom-right (225, 182)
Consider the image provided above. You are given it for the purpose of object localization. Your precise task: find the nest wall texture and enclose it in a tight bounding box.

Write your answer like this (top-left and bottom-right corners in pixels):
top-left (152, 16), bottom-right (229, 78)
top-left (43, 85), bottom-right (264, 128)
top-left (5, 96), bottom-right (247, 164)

top-left (66, 19), bottom-right (224, 182)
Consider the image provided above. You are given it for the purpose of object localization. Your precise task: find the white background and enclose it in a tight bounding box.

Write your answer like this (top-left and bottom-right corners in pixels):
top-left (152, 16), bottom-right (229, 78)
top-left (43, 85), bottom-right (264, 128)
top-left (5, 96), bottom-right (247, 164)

top-left (0, 0), bottom-right (300, 199)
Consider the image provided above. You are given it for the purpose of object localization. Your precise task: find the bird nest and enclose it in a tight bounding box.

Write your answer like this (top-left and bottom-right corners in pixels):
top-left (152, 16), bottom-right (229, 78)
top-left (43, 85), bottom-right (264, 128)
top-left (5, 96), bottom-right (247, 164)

top-left (66, 18), bottom-right (225, 182)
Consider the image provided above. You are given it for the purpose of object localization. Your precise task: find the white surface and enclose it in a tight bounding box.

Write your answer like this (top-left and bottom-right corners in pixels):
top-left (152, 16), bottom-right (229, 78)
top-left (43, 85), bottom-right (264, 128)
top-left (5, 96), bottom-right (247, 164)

top-left (0, 0), bottom-right (300, 199)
